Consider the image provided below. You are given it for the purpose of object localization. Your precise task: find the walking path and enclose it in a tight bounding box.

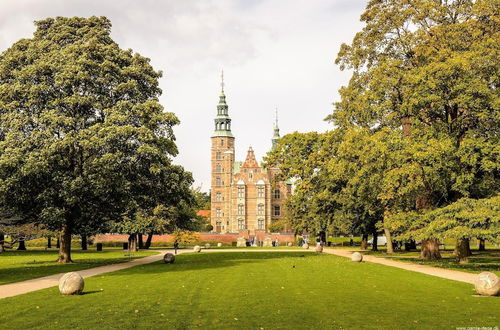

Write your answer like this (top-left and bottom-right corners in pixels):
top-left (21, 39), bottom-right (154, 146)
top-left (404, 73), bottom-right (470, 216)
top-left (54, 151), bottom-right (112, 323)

top-left (0, 247), bottom-right (477, 300)
top-left (323, 248), bottom-right (477, 284)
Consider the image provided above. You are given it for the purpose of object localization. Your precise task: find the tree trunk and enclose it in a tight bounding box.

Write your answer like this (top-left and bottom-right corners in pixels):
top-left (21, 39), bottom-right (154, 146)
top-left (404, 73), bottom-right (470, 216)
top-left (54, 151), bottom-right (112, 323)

top-left (0, 233), bottom-right (5, 253)
top-left (17, 238), bottom-right (26, 250)
top-left (81, 234), bottom-right (87, 251)
top-left (144, 233), bottom-right (153, 249)
top-left (371, 231), bottom-right (378, 251)
top-left (57, 223), bottom-right (73, 263)
top-left (384, 228), bottom-right (394, 254)
top-left (478, 239), bottom-right (486, 251)
top-left (138, 234), bottom-right (144, 249)
top-left (419, 239), bottom-right (441, 260)
top-left (47, 236), bottom-right (52, 248)
top-left (454, 239), bottom-right (471, 263)
top-left (56, 238), bottom-right (60, 249)
top-left (318, 231), bottom-right (326, 244)
top-left (361, 234), bottom-right (368, 250)
top-left (128, 234), bottom-right (138, 252)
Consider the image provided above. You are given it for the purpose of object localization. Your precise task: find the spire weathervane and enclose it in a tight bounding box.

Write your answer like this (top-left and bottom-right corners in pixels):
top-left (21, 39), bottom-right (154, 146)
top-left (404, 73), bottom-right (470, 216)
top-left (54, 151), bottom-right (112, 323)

top-left (221, 69), bottom-right (225, 92)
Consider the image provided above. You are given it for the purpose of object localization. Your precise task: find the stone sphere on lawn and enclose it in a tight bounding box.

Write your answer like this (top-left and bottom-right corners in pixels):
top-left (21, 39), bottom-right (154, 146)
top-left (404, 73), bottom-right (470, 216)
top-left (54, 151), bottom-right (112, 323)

top-left (287, 242), bottom-right (293, 247)
top-left (59, 272), bottom-right (84, 295)
top-left (163, 253), bottom-right (175, 264)
top-left (315, 244), bottom-right (323, 253)
top-left (217, 242), bottom-right (223, 247)
top-left (204, 243), bottom-right (211, 249)
top-left (193, 245), bottom-right (201, 253)
top-left (351, 252), bottom-right (363, 262)
top-left (303, 243), bottom-right (309, 249)
top-left (474, 272), bottom-right (500, 296)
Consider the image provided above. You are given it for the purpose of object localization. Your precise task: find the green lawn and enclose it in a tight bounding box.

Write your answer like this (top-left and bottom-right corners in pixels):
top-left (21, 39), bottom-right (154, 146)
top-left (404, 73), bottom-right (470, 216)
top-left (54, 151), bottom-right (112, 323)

top-left (0, 252), bottom-right (498, 329)
top-left (0, 249), bottom-right (156, 285)
top-left (363, 249), bottom-right (500, 276)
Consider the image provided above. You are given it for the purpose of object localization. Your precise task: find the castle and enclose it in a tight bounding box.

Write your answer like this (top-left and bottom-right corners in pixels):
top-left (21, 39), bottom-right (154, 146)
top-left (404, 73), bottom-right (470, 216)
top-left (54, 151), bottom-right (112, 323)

top-left (210, 76), bottom-right (291, 234)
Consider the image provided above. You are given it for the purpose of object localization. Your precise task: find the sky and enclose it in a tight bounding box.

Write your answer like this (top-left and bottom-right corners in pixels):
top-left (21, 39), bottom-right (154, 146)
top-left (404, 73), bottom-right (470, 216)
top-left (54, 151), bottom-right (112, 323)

top-left (0, 0), bottom-right (366, 192)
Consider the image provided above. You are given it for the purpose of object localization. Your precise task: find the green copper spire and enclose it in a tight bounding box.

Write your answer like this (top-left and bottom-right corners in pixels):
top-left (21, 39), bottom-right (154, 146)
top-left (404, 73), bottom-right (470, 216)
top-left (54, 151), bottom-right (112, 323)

top-left (272, 107), bottom-right (280, 149)
top-left (213, 70), bottom-right (233, 137)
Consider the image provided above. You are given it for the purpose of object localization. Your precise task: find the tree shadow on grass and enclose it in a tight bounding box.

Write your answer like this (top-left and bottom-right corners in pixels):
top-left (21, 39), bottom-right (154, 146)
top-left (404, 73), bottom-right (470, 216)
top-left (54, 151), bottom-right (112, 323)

top-left (102, 252), bottom-right (324, 278)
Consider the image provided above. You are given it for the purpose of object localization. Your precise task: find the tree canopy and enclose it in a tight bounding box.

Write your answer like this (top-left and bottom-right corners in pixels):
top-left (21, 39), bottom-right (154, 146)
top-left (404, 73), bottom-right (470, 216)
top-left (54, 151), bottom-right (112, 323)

top-left (0, 16), bottom-right (193, 261)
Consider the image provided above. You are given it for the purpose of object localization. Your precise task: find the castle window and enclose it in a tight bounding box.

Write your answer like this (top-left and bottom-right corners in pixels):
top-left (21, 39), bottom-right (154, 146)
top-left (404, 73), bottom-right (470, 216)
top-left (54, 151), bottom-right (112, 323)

top-left (216, 152), bottom-right (222, 160)
top-left (216, 192), bottom-right (222, 202)
top-left (216, 177), bottom-right (221, 186)
top-left (273, 205), bottom-right (281, 216)
top-left (238, 219), bottom-right (245, 230)
top-left (257, 203), bottom-right (264, 216)
top-left (238, 204), bottom-right (244, 215)
top-left (258, 186), bottom-right (264, 198)
top-left (274, 189), bottom-right (281, 199)
top-left (238, 186), bottom-right (245, 198)
top-left (216, 164), bottom-right (222, 173)
top-left (258, 219), bottom-right (265, 230)
top-left (216, 208), bottom-right (222, 217)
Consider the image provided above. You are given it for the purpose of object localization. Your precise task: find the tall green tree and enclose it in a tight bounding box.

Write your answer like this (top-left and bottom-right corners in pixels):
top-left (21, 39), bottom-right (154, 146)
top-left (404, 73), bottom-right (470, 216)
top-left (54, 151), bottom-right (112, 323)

top-left (330, 0), bottom-right (499, 259)
top-left (0, 17), bottom-right (181, 262)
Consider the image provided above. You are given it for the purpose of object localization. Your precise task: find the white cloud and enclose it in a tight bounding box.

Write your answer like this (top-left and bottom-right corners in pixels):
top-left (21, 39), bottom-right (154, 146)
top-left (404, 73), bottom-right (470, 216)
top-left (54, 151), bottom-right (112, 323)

top-left (0, 0), bottom-right (366, 192)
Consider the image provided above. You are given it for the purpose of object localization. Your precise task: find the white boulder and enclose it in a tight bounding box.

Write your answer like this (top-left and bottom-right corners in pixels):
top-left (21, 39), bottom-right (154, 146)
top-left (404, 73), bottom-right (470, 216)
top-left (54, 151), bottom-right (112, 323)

top-left (193, 245), bottom-right (201, 252)
top-left (474, 272), bottom-right (500, 296)
top-left (351, 252), bottom-right (363, 262)
top-left (59, 272), bottom-right (84, 295)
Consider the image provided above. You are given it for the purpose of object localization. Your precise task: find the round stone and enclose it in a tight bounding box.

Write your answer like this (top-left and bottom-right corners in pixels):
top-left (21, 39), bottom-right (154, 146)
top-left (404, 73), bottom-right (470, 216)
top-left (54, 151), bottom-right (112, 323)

top-left (59, 272), bottom-right (84, 295)
top-left (351, 252), bottom-right (363, 262)
top-left (163, 253), bottom-right (175, 264)
top-left (287, 242), bottom-right (293, 247)
top-left (217, 242), bottom-right (222, 247)
top-left (193, 245), bottom-right (201, 253)
top-left (474, 272), bottom-right (500, 296)
top-left (204, 243), bottom-right (211, 249)
top-left (315, 244), bottom-right (323, 253)
top-left (303, 243), bottom-right (309, 249)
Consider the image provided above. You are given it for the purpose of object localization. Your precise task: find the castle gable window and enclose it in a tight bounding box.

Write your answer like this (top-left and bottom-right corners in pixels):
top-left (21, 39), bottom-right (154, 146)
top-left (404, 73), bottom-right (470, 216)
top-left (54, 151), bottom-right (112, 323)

top-left (216, 192), bottom-right (222, 202)
top-left (216, 177), bottom-right (221, 186)
top-left (273, 205), bottom-right (281, 216)
top-left (238, 186), bottom-right (245, 198)
top-left (238, 204), bottom-right (245, 215)
top-left (216, 208), bottom-right (222, 217)
top-left (257, 203), bottom-right (264, 216)
top-left (274, 189), bottom-right (281, 199)
top-left (238, 219), bottom-right (245, 230)
top-left (258, 186), bottom-right (264, 198)
top-left (258, 219), bottom-right (265, 230)
top-left (216, 152), bottom-right (222, 160)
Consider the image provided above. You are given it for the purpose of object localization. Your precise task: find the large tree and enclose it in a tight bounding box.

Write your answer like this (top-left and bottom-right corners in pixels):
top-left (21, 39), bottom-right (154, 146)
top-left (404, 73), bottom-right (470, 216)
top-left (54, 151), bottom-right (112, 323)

top-left (329, 0), bottom-right (499, 259)
top-left (0, 17), bottom-right (181, 262)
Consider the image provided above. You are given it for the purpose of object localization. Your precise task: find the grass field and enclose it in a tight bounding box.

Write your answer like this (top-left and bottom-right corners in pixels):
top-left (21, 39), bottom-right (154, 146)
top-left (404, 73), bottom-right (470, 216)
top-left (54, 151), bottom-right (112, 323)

top-left (363, 249), bottom-right (500, 276)
top-left (0, 250), bottom-right (156, 285)
top-left (0, 252), bottom-right (498, 329)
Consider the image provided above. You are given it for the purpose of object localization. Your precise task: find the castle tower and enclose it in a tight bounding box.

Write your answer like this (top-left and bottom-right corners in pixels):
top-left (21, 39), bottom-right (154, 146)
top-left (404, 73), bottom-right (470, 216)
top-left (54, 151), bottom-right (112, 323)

top-left (211, 71), bottom-right (235, 232)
